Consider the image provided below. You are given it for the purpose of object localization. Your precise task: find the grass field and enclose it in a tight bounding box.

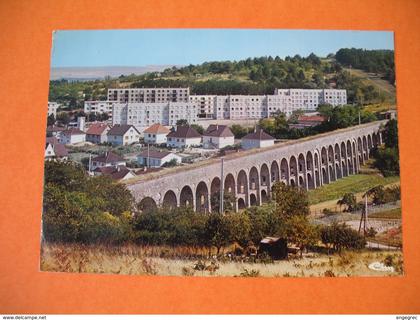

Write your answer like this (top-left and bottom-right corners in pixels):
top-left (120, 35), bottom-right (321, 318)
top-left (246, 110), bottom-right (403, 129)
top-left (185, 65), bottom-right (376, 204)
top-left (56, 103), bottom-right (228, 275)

top-left (40, 243), bottom-right (403, 277)
top-left (308, 174), bottom-right (400, 205)
top-left (369, 208), bottom-right (401, 220)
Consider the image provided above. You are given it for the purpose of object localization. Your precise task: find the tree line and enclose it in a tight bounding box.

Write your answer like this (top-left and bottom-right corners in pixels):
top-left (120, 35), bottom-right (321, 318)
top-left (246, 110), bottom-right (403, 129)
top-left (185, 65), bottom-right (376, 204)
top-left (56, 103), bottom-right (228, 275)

top-left (49, 49), bottom-right (394, 110)
top-left (335, 48), bottom-right (395, 83)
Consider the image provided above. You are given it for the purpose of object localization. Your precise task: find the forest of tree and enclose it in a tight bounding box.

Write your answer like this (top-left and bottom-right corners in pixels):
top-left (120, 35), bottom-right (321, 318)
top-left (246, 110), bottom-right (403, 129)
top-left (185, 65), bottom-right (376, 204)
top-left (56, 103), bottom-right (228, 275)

top-left (335, 48), bottom-right (395, 83)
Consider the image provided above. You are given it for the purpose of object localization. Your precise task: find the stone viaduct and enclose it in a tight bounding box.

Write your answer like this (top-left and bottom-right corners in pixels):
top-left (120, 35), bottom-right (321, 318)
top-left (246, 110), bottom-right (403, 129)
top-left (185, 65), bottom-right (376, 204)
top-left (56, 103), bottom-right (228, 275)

top-left (126, 121), bottom-right (385, 213)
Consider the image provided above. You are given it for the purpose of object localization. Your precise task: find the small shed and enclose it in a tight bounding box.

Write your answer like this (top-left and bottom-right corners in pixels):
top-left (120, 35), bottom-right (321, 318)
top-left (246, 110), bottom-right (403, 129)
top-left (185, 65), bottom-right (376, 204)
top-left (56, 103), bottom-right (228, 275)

top-left (259, 237), bottom-right (288, 260)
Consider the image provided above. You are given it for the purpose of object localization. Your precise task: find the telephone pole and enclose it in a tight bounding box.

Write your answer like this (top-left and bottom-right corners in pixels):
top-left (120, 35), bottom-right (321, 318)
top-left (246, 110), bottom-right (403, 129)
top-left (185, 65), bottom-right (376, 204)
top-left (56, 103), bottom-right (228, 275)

top-left (220, 157), bottom-right (224, 214)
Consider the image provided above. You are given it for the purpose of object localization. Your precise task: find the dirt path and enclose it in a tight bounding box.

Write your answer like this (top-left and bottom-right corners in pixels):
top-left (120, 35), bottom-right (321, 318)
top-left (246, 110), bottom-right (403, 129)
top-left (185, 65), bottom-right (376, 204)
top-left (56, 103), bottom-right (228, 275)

top-left (310, 181), bottom-right (400, 214)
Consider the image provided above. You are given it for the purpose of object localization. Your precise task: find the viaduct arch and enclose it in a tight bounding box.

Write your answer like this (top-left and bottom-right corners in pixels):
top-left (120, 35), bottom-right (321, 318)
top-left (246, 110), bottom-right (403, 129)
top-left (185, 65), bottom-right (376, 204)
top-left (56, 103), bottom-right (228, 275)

top-left (127, 121), bottom-right (385, 213)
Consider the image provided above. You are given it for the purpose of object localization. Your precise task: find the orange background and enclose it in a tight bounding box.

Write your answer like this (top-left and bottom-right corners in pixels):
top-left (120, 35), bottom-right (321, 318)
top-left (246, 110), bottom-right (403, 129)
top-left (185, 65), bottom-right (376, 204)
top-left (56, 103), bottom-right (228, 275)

top-left (0, 0), bottom-right (419, 314)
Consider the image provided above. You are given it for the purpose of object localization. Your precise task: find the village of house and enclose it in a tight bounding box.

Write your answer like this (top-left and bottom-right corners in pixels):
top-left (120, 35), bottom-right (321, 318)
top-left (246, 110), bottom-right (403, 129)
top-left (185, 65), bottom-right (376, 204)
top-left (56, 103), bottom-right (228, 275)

top-left (46, 89), bottom-right (334, 181)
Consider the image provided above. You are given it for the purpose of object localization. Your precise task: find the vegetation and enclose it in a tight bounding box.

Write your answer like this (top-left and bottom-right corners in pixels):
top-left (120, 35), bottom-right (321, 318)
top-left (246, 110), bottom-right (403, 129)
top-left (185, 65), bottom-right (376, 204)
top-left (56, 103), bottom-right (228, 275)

top-left (308, 174), bottom-right (399, 204)
top-left (364, 185), bottom-right (400, 205)
top-left (254, 104), bottom-right (378, 141)
top-left (368, 208), bottom-right (401, 220)
top-left (49, 49), bottom-right (395, 110)
top-left (337, 193), bottom-right (358, 212)
top-left (320, 223), bottom-right (366, 253)
top-left (41, 243), bottom-right (402, 276)
top-left (335, 48), bottom-right (395, 84)
top-left (372, 119), bottom-right (399, 176)
top-left (43, 161), bottom-right (134, 244)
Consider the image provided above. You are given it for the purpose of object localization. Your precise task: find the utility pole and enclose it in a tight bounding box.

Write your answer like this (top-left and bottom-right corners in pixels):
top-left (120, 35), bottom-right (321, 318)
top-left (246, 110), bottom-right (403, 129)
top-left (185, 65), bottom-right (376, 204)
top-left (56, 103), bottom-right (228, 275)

top-left (88, 153), bottom-right (92, 175)
top-left (147, 143), bottom-right (150, 168)
top-left (358, 194), bottom-right (368, 236)
top-left (220, 157), bottom-right (224, 214)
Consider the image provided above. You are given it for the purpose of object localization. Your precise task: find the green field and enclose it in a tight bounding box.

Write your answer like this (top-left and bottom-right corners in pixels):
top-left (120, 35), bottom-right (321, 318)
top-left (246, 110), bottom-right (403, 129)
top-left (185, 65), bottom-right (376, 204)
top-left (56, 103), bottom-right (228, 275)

top-left (369, 208), bottom-right (401, 220)
top-left (308, 174), bottom-right (400, 205)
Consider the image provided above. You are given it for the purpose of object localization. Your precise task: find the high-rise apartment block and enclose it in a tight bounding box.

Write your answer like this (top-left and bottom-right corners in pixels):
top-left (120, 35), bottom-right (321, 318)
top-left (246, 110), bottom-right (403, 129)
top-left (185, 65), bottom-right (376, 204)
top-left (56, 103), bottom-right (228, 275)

top-left (85, 87), bottom-right (346, 132)
top-left (84, 101), bottom-right (114, 116)
top-left (112, 102), bottom-right (198, 132)
top-left (107, 88), bottom-right (190, 103)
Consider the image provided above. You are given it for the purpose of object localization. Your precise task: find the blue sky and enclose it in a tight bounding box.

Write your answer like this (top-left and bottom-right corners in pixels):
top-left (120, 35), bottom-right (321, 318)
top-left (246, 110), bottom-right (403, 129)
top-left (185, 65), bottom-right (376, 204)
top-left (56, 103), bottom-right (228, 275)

top-left (51, 29), bottom-right (394, 68)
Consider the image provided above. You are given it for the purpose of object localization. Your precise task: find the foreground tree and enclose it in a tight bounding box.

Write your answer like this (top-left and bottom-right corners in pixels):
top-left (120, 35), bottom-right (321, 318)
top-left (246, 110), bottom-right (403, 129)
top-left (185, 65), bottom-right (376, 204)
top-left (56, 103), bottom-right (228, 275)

top-left (271, 182), bottom-right (310, 219)
top-left (320, 223), bottom-right (366, 253)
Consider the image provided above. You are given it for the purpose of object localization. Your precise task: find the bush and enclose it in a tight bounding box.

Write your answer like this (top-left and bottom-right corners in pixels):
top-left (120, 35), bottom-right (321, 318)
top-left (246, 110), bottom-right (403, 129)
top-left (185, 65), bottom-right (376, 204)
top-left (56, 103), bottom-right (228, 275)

top-left (321, 223), bottom-right (366, 252)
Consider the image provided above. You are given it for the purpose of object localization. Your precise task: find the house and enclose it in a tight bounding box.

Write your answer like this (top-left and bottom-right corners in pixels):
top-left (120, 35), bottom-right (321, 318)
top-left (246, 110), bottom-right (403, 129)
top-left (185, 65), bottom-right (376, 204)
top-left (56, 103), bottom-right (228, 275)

top-left (289, 115), bottom-right (325, 129)
top-left (241, 128), bottom-right (275, 150)
top-left (58, 128), bottom-right (86, 145)
top-left (143, 123), bottom-right (171, 144)
top-left (45, 137), bottom-right (68, 160)
top-left (48, 102), bottom-right (60, 117)
top-left (93, 165), bottom-right (136, 181)
top-left (107, 124), bottom-right (140, 146)
top-left (46, 125), bottom-right (65, 137)
top-left (86, 123), bottom-right (110, 144)
top-left (202, 124), bottom-right (235, 149)
top-left (91, 152), bottom-right (126, 170)
top-left (166, 126), bottom-right (201, 148)
top-left (137, 150), bottom-right (182, 168)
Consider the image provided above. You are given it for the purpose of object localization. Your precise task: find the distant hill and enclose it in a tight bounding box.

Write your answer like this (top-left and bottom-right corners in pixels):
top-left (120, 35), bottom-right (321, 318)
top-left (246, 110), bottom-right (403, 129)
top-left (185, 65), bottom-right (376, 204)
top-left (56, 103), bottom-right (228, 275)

top-left (50, 65), bottom-right (181, 81)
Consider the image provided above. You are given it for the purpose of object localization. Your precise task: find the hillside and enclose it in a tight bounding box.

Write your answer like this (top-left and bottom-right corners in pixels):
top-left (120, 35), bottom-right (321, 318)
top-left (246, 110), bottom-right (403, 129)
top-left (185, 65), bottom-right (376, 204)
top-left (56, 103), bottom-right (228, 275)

top-left (49, 49), bottom-right (396, 111)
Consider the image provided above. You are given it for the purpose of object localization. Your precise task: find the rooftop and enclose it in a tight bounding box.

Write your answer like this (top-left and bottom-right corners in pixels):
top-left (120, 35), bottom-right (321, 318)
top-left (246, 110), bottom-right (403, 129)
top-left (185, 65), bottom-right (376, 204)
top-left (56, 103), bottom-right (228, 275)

top-left (138, 150), bottom-right (173, 159)
top-left (167, 126), bottom-right (201, 139)
top-left (45, 137), bottom-right (68, 157)
top-left (94, 165), bottom-right (132, 180)
top-left (86, 123), bottom-right (110, 135)
top-left (144, 123), bottom-right (171, 134)
top-left (62, 128), bottom-right (85, 135)
top-left (108, 124), bottom-right (139, 136)
top-left (297, 115), bottom-right (326, 122)
top-left (203, 125), bottom-right (234, 138)
top-left (92, 151), bottom-right (125, 163)
top-left (242, 128), bottom-right (274, 141)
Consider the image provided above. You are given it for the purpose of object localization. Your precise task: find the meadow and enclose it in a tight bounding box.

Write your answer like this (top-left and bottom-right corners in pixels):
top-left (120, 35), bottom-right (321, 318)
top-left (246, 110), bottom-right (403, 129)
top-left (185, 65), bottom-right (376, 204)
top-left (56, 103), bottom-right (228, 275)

top-left (40, 242), bottom-right (402, 277)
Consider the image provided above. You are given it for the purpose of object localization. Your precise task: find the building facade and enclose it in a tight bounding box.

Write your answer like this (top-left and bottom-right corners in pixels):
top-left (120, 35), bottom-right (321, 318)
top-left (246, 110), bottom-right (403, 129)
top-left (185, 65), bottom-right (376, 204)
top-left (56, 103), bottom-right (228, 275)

top-left (112, 102), bottom-right (198, 132)
top-left (84, 101), bottom-right (114, 116)
top-left (143, 124), bottom-right (171, 144)
top-left (107, 125), bottom-right (141, 146)
top-left (95, 88), bottom-right (347, 131)
top-left (166, 126), bottom-right (202, 149)
top-left (108, 88), bottom-right (190, 103)
top-left (137, 150), bottom-right (182, 168)
top-left (202, 125), bottom-right (235, 149)
top-left (48, 102), bottom-right (60, 117)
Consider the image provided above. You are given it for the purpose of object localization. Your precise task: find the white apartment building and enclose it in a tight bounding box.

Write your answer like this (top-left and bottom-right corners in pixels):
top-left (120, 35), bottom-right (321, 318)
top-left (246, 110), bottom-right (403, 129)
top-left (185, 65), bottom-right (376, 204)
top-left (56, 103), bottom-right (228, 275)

top-left (48, 102), bottom-right (60, 117)
top-left (108, 88), bottom-right (190, 103)
top-left (274, 89), bottom-right (347, 110)
top-left (92, 88), bottom-right (347, 130)
top-left (112, 102), bottom-right (198, 132)
top-left (189, 95), bottom-right (217, 119)
top-left (188, 89), bottom-right (346, 120)
top-left (84, 101), bottom-right (114, 116)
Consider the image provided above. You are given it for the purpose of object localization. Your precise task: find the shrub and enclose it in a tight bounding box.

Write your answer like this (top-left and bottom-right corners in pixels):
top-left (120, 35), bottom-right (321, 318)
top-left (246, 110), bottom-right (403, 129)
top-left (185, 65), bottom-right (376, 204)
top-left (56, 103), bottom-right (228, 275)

top-left (321, 223), bottom-right (366, 252)
top-left (238, 268), bottom-right (260, 277)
